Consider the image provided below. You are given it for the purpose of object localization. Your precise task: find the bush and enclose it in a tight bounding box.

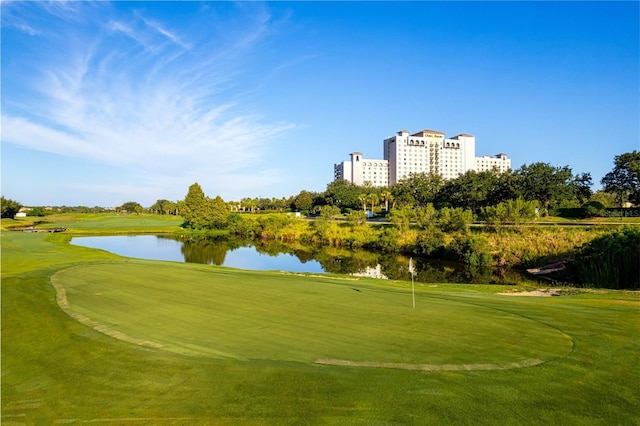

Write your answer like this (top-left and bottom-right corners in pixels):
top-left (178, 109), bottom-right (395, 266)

top-left (26, 207), bottom-right (48, 217)
top-left (446, 234), bottom-right (493, 266)
top-left (438, 207), bottom-right (472, 233)
top-left (581, 201), bottom-right (605, 218)
top-left (227, 214), bottom-right (258, 237)
top-left (571, 227), bottom-right (640, 289)
top-left (346, 210), bottom-right (367, 227)
top-left (376, 227), bottom-right (401, 253)
top-left (414, 226), bottom-right (445, 257)
top-left (481, 198), bottom-right (538, 225)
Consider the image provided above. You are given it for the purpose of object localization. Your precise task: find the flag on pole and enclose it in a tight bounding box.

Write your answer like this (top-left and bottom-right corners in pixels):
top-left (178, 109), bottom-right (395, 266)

top-left (409, 257), bottom-right (415, 309)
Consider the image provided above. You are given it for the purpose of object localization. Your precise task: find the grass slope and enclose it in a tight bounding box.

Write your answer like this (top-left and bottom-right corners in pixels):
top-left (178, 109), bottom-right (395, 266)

top-left (2, 231), bottom-right (639, 425)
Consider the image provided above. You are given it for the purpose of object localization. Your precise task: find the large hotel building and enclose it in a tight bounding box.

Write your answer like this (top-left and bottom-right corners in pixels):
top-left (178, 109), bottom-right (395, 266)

top-left (334, 129), bottom-right (511, 187)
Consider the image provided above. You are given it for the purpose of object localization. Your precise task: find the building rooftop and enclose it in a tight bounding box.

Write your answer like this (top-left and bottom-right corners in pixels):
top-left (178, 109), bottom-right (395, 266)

top-left (411, 129), bottom-right (445, 136)
top-left (451, 133), bottom-right (474, 138)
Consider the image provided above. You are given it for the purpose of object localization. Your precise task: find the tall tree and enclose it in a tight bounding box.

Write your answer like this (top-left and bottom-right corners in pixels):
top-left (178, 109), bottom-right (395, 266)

top-left (487, 172), bottom-right (523, 205)
top-left (515, 163), bottom-right (574, 213)
top-left (601, 151), bottom-right (640, 206)
top-left (367, 192), bottom-right (379, 213)
top-left (182, 183), bottom-right (207, 228)
top-left (293, 190), bottom-right (313, 212)
top-left (203, 196), bottom-right (229, 229)
top-left (324, 180), bottom-right (362, 211)
top-left (435, 170), bottom-right (499, 213)
top-left (150, 199), bottom-right (178, 215)
top-left (241, 197), bottom-right (257, 213)
top-left (391, 173), bottom-right (443, 209)
top-left (572, 172), bottom-right (593, 205)
top-left (1, 197), bottom-right (22, 218)
top-left (380, 190), bottom-right (393, 211)
top-left (358, 194), bottom-right (368, 212)
top-left (120, 201), bottom-right (143, 214)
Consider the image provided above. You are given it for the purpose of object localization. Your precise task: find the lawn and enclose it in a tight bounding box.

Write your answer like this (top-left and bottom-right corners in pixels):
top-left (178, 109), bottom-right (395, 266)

top-left (2, 230), bottom-right (639, 424)
top-left (2, 212), bottom-right (184, 234)
top-left (52, 262), bottom-right (572, 365)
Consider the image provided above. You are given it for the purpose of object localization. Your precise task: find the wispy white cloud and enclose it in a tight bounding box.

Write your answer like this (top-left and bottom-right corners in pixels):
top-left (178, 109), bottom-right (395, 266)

top-left (274, 54), bottom-right (320, 72)
top-left (15, 22), bottom-right (41, 35)
top-left (140, 15), bottom-right (191, 51)
top-left (2, 2), bottom-right (295, 201)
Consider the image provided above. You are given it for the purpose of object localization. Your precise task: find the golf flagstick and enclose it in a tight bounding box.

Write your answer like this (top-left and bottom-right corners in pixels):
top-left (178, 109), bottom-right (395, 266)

top-left (409, 257), bottom-right (415, 309)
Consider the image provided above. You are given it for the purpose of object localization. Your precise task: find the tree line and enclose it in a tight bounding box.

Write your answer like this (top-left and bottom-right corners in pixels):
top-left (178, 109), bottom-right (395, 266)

top-left (2, 151), bottom-right (638, 219)
top-left (2, 152), bottom-right (637, 289)
top-left (293, 152), bottom-right (638, 217)
top-left (174, 152), bottom-right (638, 222)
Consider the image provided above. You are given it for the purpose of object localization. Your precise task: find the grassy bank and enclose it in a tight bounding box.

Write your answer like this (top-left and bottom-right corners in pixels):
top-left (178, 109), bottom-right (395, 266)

top-left (2, 230), bottom-right (639, 424)
top-left (227, 213), bottom-right (632, 268)
top-left (3, 213), bottom-right (633, 269)
top-left (1, 212), bottom-right (184, 234)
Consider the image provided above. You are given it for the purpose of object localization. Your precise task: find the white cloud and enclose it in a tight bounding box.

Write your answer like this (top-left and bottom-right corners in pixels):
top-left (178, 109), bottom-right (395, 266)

top-left (140, 16), bottom-right (191, 51)
top-left (2, 2), bottom-right (295, 201)
top-left (16, 23), bottom-right (41, 35)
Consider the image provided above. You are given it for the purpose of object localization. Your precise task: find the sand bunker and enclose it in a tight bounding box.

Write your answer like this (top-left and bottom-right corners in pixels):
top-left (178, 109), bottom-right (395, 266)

top-left (499, 289), bottom-right (561, 297)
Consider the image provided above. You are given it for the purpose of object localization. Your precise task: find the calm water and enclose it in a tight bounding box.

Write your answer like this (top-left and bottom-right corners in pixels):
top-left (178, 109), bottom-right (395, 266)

top-left (71, 235), bottom-right (529, 285)
top-left (72, 235), bottom-right (324, 273)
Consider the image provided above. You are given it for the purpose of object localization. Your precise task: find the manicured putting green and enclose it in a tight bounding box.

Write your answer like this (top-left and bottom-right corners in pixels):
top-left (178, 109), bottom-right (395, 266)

top-left (52, 261), bottom-right (572, 369)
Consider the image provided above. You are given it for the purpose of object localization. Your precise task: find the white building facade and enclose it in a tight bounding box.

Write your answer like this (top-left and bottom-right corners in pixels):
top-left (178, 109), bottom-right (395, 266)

top-left (334, 152), bottom-right (390, 187)
top-left (334, 128), bottom-right (511, 187)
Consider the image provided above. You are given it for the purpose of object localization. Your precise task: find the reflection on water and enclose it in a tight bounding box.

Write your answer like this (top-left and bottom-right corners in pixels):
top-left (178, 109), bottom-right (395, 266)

top-left (351, 265), bottom-right (388, 280)
top-left (72, 234), bottom-right (530, 285)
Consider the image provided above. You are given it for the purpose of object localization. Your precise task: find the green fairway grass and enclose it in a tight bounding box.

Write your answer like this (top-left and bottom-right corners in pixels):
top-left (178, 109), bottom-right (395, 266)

top-left (52, 262), bottom-right (572, 365)
top-left (3, 212), bottom-right (184, 234)
top-left (2, 231), bottom-right (639, 424)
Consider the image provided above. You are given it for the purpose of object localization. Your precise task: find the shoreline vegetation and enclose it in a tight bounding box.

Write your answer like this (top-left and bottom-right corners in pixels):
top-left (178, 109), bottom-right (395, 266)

top-left (3, 211), bottom-right (639, 289)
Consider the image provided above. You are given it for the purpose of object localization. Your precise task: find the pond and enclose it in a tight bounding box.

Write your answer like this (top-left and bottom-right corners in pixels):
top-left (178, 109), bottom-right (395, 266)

top-left (71, 235), bottom-right (531, 285)
top-left (72, 235), bottom-right (323, 273)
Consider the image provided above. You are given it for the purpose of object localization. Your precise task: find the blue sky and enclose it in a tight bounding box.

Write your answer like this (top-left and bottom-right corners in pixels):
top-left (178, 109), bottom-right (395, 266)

top-left (2, 1), bottom-right (638, 207)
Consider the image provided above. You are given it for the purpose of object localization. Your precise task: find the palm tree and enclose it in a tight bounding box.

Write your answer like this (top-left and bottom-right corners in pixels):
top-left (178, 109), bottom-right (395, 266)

top-left (241, 197), bottom-right (256, 213)
top-left (358, 194), bottom-right (368, 212)
top-left (380, 190), bottom-right (393, 211)
top-left (367, 193), bottom-right (379, 215)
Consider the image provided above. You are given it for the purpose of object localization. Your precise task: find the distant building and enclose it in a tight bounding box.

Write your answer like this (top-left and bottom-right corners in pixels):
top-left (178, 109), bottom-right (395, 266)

top-left (334, 152), bottom-right (390, 187)
top-left (475, 153), bottom-right (511, 173)
top-left (334, 128), bottom-right (511, 187)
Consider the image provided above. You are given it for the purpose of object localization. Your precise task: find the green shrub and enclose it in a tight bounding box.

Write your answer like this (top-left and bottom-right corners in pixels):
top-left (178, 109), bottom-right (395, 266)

top-left (438, 207), bottom-right (472, 233)
top-left (26, 207), bottom-right (48, 217)
top-left (581, 201), bottom-right (605, 218)
top-left (571, 227), bottom-right (640, 289)
top-left (414, 226), bottom-right (445, 257)
top-left (227, 214), bottom-right (258, 237)
top-left (376, 227), bottom-right (401, 253)
top-left (481, 198), bottom-right (538, 224)
top-left (446, 234), bottom-right (493, 266)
